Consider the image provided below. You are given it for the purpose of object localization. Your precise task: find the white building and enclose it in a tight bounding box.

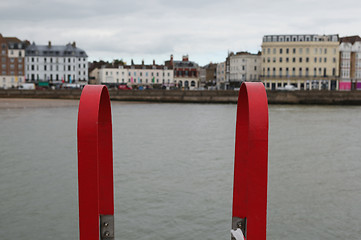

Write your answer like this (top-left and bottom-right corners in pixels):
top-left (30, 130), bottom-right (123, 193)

top-left (25, 41), bottom-right (88, 85)
top-left (90, 61), bottom-right (174, 88)
top-left (229, 52), bottom-right (262, 83)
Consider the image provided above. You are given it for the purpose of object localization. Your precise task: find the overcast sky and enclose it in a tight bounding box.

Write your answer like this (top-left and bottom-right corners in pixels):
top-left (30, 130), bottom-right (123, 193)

top-left (0, 0), bottom-right (360, 65)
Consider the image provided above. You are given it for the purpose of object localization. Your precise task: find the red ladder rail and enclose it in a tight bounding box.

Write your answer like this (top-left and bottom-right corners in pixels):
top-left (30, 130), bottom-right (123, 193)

top-left (232, 82), bottom-right (269, 240)
top-left (77, 85), bottom-right (115, 240)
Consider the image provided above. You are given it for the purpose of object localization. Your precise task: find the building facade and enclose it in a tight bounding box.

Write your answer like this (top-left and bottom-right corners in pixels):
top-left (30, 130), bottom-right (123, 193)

top-left (25, 41), bottom-right (88, 85)
top-left (339, 36), bottom-right (361, 90)
top-left (0, 34), bottom-right (28, 89)
top-left (261, 34), bottom-right (340, 90)
top-left (216, 61), bottom-right (226, 89)
top-left (90, 60), bottom-right (174, 88)
top-left (165, 55), bottom-right (200, 90)
top-left (229, 52), bottom-right (261, 88)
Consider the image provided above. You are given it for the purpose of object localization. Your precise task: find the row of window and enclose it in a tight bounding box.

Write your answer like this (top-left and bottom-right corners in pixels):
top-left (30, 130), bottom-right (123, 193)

top-left (230, 66), bottom-right (258, 71)
top-left (263, 47), bottom-right (337, 55)
top-left (28, 57), bottom-right (86, 63)
top-left (1, 64), bottom-right (23, 69)
top-left (263, 67), bottom-right (336, 77)
top-left (28, 65), bottom-right (86, 72)
top-left (2, 57), bottom-right (23, 63)
top-left (105, 71), bottom-right (171, 77)
top-left (0, 71), bottom-right (23, 75)
top-left (28, 74), bottom-right (86, 81)
top-left (264, 35), bottom-right (338, 43)
top-left (263, 57), bottom-right (337, 64)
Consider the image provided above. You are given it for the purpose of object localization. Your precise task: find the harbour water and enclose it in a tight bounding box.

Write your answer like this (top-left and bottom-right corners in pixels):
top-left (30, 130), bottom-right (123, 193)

top-left (0, 99), bottom-right (361, 239)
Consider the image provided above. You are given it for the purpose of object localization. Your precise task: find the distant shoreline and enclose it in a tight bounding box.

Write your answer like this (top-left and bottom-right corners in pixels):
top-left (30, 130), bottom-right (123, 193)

top-left (1, 89), bottom-right (361, 105)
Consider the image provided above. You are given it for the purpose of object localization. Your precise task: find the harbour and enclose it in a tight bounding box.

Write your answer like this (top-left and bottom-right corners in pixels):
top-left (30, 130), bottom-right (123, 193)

top-left (0, 99), bottom-right (360, 239)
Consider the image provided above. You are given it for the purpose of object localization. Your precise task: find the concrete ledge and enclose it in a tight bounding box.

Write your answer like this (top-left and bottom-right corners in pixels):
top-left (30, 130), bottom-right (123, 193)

top-left (1, 89), bottom-right (361, 105)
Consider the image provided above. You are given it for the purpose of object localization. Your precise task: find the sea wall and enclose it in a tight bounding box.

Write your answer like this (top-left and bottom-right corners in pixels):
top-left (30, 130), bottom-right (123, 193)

top-left (1, 89), bottom-right (361, 105)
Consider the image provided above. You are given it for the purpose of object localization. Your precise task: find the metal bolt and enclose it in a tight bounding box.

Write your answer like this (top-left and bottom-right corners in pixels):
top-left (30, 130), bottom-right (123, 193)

top-left (104, 222), bottom-right (109, 227)
top-left (105, 231), bottom-right (110, 237)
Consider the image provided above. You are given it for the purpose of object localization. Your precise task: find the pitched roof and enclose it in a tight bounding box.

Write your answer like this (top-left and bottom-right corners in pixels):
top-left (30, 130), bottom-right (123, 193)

top-left (25, 42), bottom-right (88, 57)
top-left (340, 35), bottom-right (361, 44)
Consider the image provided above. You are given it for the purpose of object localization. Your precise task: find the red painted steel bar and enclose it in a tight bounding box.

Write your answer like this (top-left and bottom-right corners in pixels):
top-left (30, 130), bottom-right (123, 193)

top-left (77, 85), bottom-right (114, 240)
top-left (232, 82), bottom-right (269, 240)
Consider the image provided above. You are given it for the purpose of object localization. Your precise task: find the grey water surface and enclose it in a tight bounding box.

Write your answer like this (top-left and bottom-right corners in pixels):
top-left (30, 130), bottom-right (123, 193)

top-left (0, 100), bottom-right (360, 239)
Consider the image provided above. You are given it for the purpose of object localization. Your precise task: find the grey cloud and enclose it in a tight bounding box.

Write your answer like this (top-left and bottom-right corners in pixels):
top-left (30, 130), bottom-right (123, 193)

top-left (1, 0), bottom-right (360, 65)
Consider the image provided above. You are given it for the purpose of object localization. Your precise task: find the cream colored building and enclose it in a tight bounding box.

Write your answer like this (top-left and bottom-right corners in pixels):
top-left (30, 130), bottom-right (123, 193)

top-left (261, 34), bottom-right (340, 90)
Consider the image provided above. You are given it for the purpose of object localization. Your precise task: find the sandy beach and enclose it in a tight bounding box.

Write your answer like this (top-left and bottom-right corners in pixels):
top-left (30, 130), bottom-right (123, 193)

top-left (0, 98), bottom-right (80, 109)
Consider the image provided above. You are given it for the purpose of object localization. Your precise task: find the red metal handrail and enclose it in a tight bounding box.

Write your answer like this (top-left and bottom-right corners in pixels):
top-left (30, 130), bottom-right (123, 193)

top-left (77, 85), bottom-right (114, 240)
top-left (232, 82), bottom-right (269, 240)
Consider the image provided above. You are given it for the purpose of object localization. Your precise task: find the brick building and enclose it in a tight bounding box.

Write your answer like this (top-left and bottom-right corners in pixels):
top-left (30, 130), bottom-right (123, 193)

top-left (0, 34), bottom-right (29, 89)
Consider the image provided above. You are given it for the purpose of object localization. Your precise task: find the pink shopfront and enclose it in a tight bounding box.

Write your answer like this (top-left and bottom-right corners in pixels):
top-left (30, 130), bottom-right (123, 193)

top-left (339, 81), bottom-right (361, 90)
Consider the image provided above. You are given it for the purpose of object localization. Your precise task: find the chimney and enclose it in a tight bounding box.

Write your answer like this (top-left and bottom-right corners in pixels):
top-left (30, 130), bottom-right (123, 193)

top-left (48, 41), bottom-right (51, 48)
top-left (131, 59), bottom-right (134, 65)
top-left (182, 55), bottom-right (189, 62)
top-left (142, 59), bottom-right (144, 65)
top-left (72, 41), bottom-right (76, 47)
top-left (153, 59), bottom-right (155, 65)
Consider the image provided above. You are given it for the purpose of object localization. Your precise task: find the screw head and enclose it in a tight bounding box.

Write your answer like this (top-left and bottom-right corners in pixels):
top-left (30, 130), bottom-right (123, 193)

top-left (104, 222), bottom-right (109, 227)
top-left (104, 231), bottom-right (110, 237)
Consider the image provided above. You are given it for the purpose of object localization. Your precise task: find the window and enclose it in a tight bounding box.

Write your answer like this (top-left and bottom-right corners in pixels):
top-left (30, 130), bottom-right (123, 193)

top-left (299, 58), bottom-right (302, 63)
top-left (292, 58), bottom-right (296, 63)
top-left (273, 48), bottom-right (276, 54)
top-left (286, 57), bottom-right (289, 63)
top-left (273, 58), bottom-right (276, 63)
top-left (314, 57), bottom-right (317, 63)
top-left (299, 48), bottom-right (303, 54)
top-left (306, 57), bottom-right (309, 63)
top-left (306, 48), bottom-right (309, 54)
top-left (299, 67), bottom-right (302, 76)
top-left (279, 57), bottom-right (283, 62)
top-left (292, 68), bottom-right (296, 76)
top-left (292, 48), bottom-right (296, 54)
top-left (324, 58), bottom-right (327, 63)
top-left (286, 48), bottom-right (289, 54)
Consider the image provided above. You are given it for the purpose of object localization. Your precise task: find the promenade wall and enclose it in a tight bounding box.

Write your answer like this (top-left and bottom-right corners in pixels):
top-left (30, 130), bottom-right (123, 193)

top-left (1, 89), bottom-right (361, 105)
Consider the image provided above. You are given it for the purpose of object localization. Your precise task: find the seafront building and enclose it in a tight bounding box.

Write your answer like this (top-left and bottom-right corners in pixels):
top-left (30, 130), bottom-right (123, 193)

top-left (261, 34), bottom-right (340, 90)
top-left (338, 36), bottom-right (361, 90)
top-left (25, 41), bottom-right (88, 86)
top-left (90, 60), bottom-right (174, 88)
top-left (0, 34), bottom-right (28, 89)
top-left (225, 51), bottom-right (262, 89)
top-left (216, 61), bottom-right (226, 89)
top-left (199, 63), bottom-right (217, 89)
top-left (165, 55), bottom-right (200, 90)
